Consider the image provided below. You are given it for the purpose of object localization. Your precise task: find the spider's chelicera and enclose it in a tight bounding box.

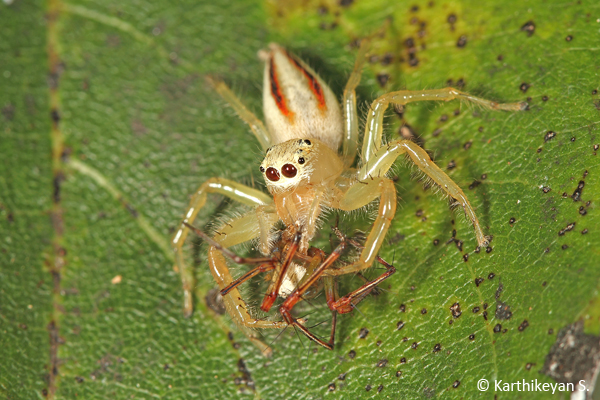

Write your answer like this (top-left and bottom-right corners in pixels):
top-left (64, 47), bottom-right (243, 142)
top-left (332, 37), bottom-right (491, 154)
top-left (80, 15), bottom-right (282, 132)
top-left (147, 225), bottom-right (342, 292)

top-left (172, 40), bottom-right (526, 356)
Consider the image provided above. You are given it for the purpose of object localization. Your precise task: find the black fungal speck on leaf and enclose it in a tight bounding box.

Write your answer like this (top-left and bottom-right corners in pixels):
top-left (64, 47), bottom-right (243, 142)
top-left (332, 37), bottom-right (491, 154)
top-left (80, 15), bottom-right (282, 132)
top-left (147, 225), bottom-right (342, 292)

top-left (521, 20), bottom-right (536, 36)
top-left (450, 302), bottom-right (462, 318)
top-left (518, 320), bottom-right (530, 332)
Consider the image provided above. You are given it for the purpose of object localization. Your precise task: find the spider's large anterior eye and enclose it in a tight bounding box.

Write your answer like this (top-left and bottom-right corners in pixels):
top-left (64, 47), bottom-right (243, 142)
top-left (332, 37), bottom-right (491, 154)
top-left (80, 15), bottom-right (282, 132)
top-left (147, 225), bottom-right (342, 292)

top-left (281, 163), bottom-right (297, 178)
top-left (265, 167), bottom-right (280, 181)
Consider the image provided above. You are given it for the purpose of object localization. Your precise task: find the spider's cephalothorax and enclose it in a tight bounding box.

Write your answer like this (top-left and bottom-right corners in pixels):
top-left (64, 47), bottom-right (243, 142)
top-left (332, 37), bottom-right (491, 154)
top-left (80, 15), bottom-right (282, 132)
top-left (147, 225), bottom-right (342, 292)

top-left (172, 39), bottom-right (527, 356)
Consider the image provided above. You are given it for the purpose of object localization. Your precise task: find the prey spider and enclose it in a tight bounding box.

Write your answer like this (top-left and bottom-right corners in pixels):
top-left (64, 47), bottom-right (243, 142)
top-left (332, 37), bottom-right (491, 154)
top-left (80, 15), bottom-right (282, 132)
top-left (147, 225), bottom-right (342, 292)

top-left (171, 38), bottom-right (526, 355)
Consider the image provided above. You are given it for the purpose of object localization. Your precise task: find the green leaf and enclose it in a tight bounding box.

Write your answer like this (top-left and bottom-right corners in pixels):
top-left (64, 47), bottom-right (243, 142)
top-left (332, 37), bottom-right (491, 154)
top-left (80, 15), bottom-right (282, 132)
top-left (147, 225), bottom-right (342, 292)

top-left (2, 0), bottom-right (600, 398)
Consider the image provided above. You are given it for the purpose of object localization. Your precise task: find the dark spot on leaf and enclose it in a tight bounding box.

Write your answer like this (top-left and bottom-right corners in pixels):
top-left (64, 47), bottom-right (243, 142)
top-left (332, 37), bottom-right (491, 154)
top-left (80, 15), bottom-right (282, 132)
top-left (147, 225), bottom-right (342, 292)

top-left (509, 217), bottom-right (516, 224)
top-left (400, 357), bottom-right (406, 364)
top-left (469, 334), bottom-right (475, 340)
top-left (359, 327), bottom-right (369, 338)
top-left (376, 359), bottom-right (388, 368)
top-left (411, 342), bottom-right (419, 349)
top-left (463, 254), bottom-right (469, 262)
top-left (542, 95), bottom-right (549, 101)
top-left (565, 35), bottom-right (573, 42)
top-left (572, 180), bottom-right (585, 201)
top-left (376, 73), bottom-right (389, 87)
top-left (450, 302), bottom-right (462, 318)
top-left (433, 343), bottom-right (441, 352)
top-left (582, 229), bottom-right (588, 234)
top-left (542, 186), bottom-right (551, 194)
top-left (456, 35), bottom-right (467, 47)
top-left (446, 160), bottom-right (456, 170)
top-left (348, 350), bottom-right (356, 359)
top-left (397, 320), bottom-right (405, 330)
top-left (452, 380), bottom-right (460, 388)
top-left (377, 385), bottom-right (384, 393)
top-left (481, 173), bottom-right (487, 180)
top-left (421, 308), bottom-right (427, 314)
top-left (558, 222), bottom-right (576, 236)
top-left (518, 320), bottom-right (530, 332)
top-left (328, 383), bottom-right (336, 391)
top-left (562, 244), bottom-right (568, 250)
top-left (493, 324), bottom-right (502, 333)
top-left (526, 362), bottom-right (535, 370)
top-left (521, 20), bottom-right (536, 36)
top-left (475, 277), bottom-right (484, 287)
top-left (488, 273), bottom-right (495, 280)
top-left (463, 140), bottom-right (472, 150)
top-left (497, 54), bottom-right (504, 61)
top-left (468, 181), bottom-right (481, 190)
top-left (399, 304), bottom-right (406, 312)
top-left (339, 0), bottom-right (353, 6)
top-left (433, 239), bottom-right (439, 246)
top-left (473, 306), bottom-right (480, 313)
top-left (495, 301), bottom-right (513, 320)
top-left (51, 109), bottom-right (60, 124)
top-left (338, 372), bottom-right (347, 380)
top-left (541, 321), bottom-right (600, 386)
top-left (483, 311), bottom-right (488, 320)
top-left (365, 384), bottom-right (372, 392)
top-left (544, 131), bottom-right (557, 142)
top-left (520, 82), bottom-right (531, 92)
top-left (396, 371), bottom-right (402, 377)
top-left (447, 13), bottom-right (457, 24)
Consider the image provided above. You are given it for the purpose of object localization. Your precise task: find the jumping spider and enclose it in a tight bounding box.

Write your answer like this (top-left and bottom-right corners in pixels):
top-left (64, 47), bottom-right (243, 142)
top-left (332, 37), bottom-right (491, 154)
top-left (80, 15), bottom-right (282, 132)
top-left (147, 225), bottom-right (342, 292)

top-left (172, 39), bottom-right (526, 356)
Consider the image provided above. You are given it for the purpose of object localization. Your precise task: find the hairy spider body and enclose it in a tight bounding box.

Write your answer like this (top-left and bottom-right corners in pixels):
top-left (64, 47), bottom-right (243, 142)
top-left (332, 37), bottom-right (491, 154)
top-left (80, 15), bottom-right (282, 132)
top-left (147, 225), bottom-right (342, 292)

top-left (172, 40), bottom-right (526, 356)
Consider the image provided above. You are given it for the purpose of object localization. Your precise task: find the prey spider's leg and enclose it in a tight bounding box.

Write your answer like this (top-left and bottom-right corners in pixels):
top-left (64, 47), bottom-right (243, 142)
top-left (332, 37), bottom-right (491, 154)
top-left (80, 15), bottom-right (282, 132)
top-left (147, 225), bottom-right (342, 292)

top-left (260, 231), bottom-right (301, 312)
top-left (221, 263), bottom-right (277, 296)
top-left (171, 177), bottom-right (274, 317)
top-left (361, 88), bottom-right (527, 164)
top-left (183, 222), bottom-right (274, 266)
top-left (361, 139), bottom-right (490, 247)
top-left (207, 77), bottom-right (272, 150)
top-left (342, 37), bottom-right (370, 167)
top-left (279, 241), bottom-right (347, 350)
top-left (331, 257), bottom-right (396, 314)
top-left (183, 222), bottom-right (279, 296)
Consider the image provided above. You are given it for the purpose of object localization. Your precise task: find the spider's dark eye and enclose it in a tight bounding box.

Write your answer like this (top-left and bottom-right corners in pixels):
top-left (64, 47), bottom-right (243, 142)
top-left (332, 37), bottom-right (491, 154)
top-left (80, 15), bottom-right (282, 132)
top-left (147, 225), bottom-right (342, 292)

top-left (298, 157), bottom-right (305, 164)
top-left (281, 163), bottom-right (297, 178)
top-left (259, 166), bottom-right (265, 173)
top-left (303, 139), bottom-right (311, 145)
top-left (265, 167), bottom-right (280, 182)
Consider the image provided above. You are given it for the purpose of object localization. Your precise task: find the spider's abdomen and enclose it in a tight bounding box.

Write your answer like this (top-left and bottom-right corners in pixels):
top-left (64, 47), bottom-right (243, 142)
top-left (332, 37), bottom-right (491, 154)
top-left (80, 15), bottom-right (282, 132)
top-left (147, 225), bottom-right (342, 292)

top-left (261, 43), bottom-right (343, 151)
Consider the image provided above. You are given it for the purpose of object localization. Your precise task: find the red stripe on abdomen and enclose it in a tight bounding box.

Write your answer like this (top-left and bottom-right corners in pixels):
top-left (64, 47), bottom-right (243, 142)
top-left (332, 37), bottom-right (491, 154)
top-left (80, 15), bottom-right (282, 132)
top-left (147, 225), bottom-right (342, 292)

top-left (269, 58), bottom-right (294, 121)
top-left (286, 52), bottom-right (327, 111)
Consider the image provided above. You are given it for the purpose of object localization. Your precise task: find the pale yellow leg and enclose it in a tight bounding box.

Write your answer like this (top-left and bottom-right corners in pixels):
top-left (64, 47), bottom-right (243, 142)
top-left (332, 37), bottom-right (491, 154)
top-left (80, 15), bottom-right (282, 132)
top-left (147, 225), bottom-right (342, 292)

top-left (207, 212), bottom-right (286, 357)
top-left (341, 37), bottom-right (370, 167)
top-left (207, 77), bottom-right (272, 150)
top-left (171, 177), bottom-right (273, 317)
top-left (327, 178), bottom-right (396, 276)
top-left (365, 139), bottom-right (488, 247)
top-left (361, 87), bottom-right (527, 164)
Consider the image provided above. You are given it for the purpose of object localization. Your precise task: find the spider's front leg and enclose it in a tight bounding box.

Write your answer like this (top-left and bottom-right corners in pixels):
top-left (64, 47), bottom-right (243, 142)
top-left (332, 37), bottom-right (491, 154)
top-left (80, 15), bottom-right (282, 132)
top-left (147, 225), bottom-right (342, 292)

top-left (327, 177), bottom-right (397, 276)
top-left (171, 178), bottom-right (275, 316)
